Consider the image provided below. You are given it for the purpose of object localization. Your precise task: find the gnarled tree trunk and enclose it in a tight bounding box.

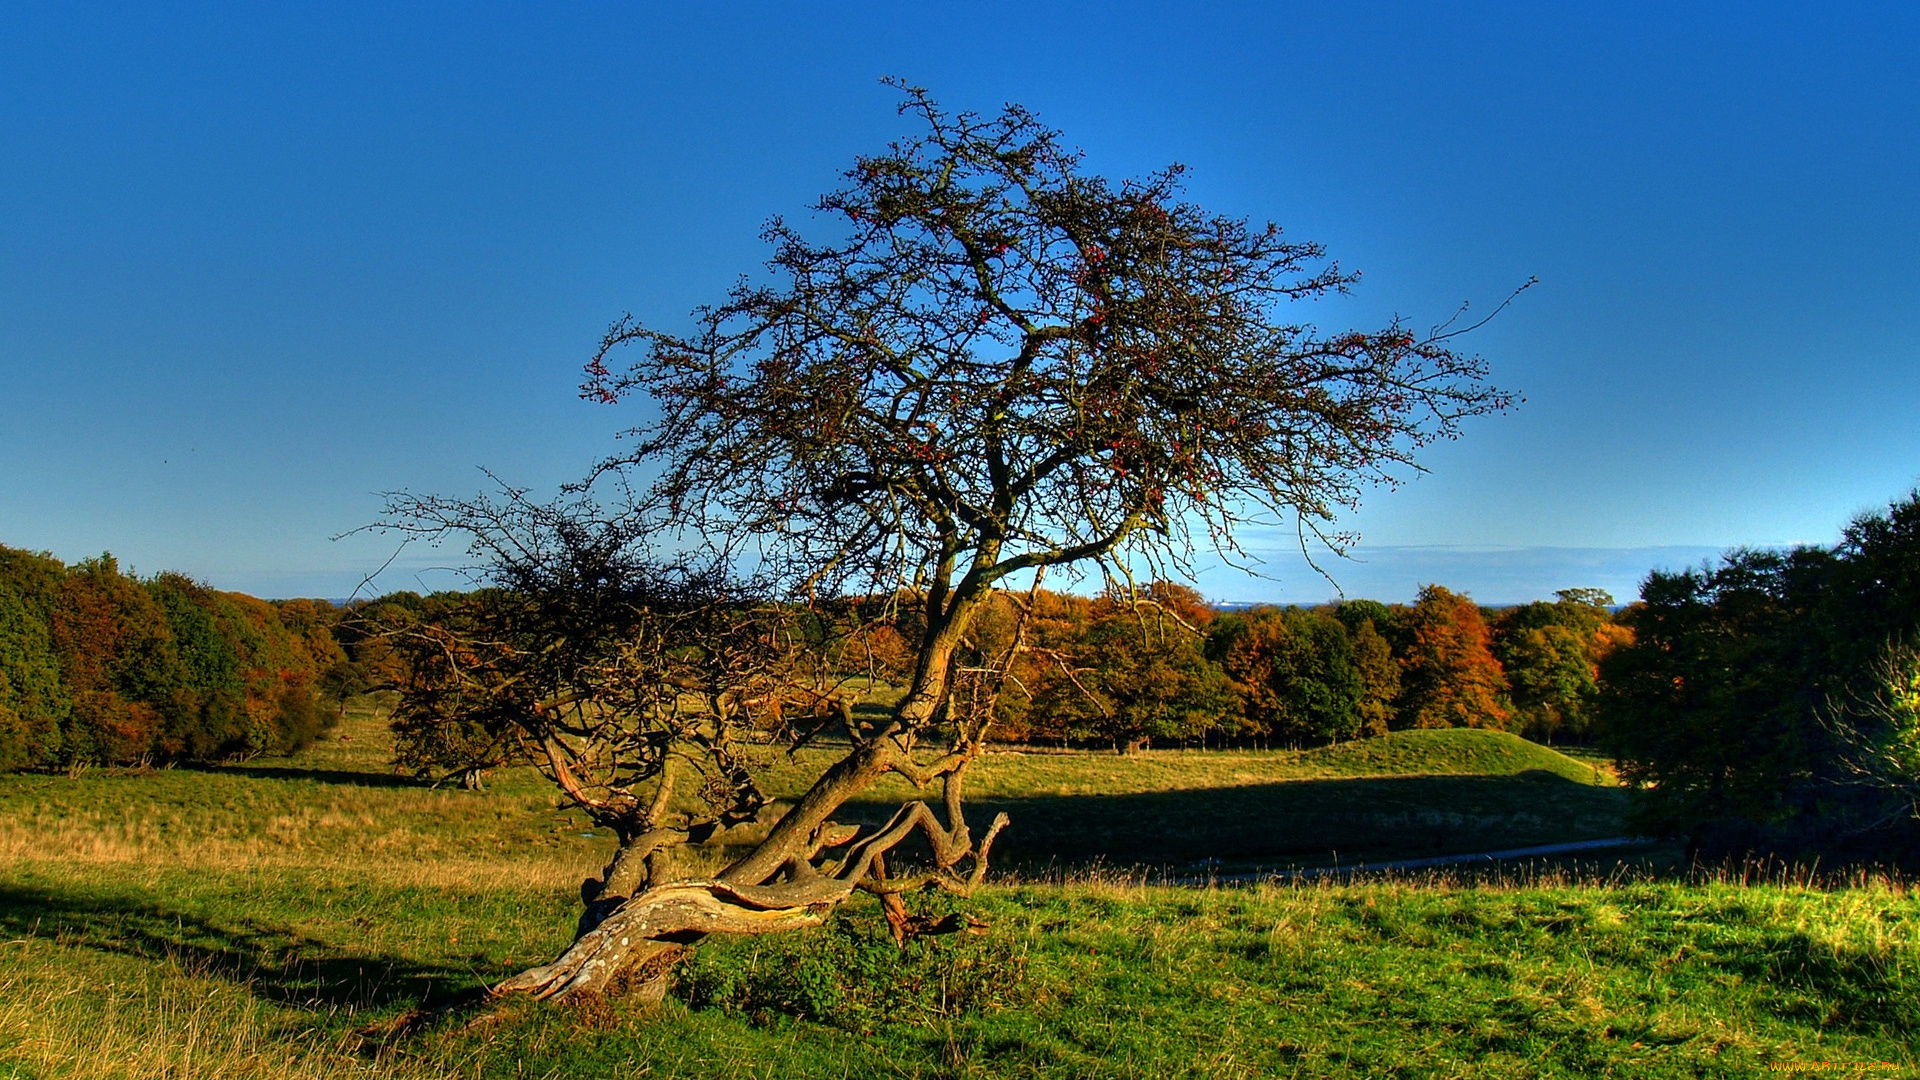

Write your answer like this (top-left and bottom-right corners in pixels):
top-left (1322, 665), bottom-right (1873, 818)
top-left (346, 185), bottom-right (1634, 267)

top-left (490, 580), bottom-right (1021, 1004)
top-left (494, 773), bottom-right (1008, 1001)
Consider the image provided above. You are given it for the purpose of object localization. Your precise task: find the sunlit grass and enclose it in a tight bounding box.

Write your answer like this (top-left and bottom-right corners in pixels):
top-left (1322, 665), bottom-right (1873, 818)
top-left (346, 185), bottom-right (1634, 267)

top-left (1, 701), bottom-right (1912, 1078)
top-left (0, 938), bottom-right (433, 1080)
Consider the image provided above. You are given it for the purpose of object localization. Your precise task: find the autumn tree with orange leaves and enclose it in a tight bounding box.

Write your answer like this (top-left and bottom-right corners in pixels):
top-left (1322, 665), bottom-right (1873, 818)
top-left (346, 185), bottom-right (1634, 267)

top-left (1398, 584), bottom-right (1512, 730)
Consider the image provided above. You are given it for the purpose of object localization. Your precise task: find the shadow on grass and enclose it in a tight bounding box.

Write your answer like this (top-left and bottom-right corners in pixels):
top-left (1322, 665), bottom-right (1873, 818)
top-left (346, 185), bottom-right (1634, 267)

top-left (842, 770), bottom-right (1631, 873)
top-left (201, 764), bottom-right (426, 789)
top-left (0, 885), bottom-right (479, 1009)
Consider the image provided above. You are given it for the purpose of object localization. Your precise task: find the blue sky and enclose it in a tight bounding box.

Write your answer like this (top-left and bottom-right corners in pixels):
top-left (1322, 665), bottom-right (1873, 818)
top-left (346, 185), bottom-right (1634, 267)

top-left (3, 2), bottom-right (1916, 604)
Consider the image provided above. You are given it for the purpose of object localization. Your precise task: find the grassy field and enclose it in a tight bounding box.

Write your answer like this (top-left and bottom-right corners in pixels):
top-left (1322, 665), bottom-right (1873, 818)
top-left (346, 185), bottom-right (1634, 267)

top-left (0, 703), bottom-right (1913, 1078)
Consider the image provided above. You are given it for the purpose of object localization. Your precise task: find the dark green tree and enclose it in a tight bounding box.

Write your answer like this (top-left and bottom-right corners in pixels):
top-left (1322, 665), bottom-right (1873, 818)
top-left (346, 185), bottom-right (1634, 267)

top-left (1492, 589), bottom-right (1619, 742)
top-left (1269, 608), bottom-right (1365, 744)
top-left (146, 574), bottom-right (250, 760)
top-left (1211, 606), bottom-right (1365, 745)
top-left (1036, 600), bottom-right (1240, 751)
top-left (1600, 548), bottom-right (1840, 836)
top-left (0, 571), bottom-right (67, 769)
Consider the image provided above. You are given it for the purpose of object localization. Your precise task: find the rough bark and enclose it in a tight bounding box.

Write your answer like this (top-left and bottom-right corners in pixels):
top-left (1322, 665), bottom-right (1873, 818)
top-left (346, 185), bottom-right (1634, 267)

top-left (493, 880), bottom-right (841, 1000)
top-left (494, 788), bottom-right (1008, 1002)
top-left (489, 566), bottom-right (1031, 1004)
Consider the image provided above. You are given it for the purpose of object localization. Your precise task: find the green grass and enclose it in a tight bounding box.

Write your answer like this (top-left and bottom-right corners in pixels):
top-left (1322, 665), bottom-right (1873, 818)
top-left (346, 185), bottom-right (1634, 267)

top-left (691, 725), bottom-right (1630, 874)
top-left (825, 728), bottom-right (1631, 874)
top-left (1294, 728), bottom-right (1613, 785)
top-left (1, 704), bottom-right (1913, 1078)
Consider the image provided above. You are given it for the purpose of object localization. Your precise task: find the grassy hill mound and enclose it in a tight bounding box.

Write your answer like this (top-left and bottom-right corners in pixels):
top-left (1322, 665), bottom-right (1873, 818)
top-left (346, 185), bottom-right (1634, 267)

top-left (1292, 728), bottom-right (1610, 786)
top-left (837, 728), bottom-right (1627, 874)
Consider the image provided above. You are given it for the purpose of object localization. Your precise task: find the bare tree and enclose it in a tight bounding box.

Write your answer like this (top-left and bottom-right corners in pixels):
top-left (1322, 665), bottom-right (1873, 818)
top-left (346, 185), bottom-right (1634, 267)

top-left (384, 82), bottom-right (1513, 1003)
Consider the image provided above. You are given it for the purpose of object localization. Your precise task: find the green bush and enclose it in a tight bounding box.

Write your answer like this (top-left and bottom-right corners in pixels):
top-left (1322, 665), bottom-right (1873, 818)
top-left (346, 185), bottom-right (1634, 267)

top-left (678, 904), bottom-right (1035, 1030)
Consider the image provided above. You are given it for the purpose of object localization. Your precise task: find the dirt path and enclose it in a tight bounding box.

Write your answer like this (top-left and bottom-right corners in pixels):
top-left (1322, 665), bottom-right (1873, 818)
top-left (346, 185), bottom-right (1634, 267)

top-left (1172, 836), bottom-right (1660, 885)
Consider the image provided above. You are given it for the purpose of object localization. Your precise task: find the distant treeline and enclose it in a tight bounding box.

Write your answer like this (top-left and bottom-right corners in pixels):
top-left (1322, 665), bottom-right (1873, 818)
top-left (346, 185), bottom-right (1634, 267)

top-left (906, 582), bottom-right (1628, 752)
top-left (11, 491), bottom-right (1917, 863)
top-left (0, 544), bottom-right (1630, 772)
top-left (349, 580), bottom-right (1629, 761)
top-left (0, 547), bottom-right (350, 770)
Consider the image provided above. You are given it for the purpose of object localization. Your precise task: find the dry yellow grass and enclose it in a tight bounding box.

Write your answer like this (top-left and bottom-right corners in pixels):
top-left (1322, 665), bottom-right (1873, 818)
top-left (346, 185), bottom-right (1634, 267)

top-left (0, 939), bottom-right (443, 1080)
top-left (0, 790), bottom-right (607, 894)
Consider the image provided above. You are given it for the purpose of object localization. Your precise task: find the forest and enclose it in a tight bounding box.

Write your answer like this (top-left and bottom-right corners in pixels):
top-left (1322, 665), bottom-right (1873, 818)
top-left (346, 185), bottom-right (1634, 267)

top-left (0, 544), bottom-right (1622, 769)
top-left (8, 489), bottom-right (1919, 868)
top-left (0, 547), bottom-right (346, 772)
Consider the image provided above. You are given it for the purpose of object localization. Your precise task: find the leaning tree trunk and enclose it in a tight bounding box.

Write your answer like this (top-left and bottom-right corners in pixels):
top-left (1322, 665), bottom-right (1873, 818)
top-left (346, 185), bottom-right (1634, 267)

top-left (493, 879), bottom-right (844, 1001)
top-left (492, 749), bottom-right (1007, 1002)
top-left (492, 588), bottom-right (1021, 1004)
